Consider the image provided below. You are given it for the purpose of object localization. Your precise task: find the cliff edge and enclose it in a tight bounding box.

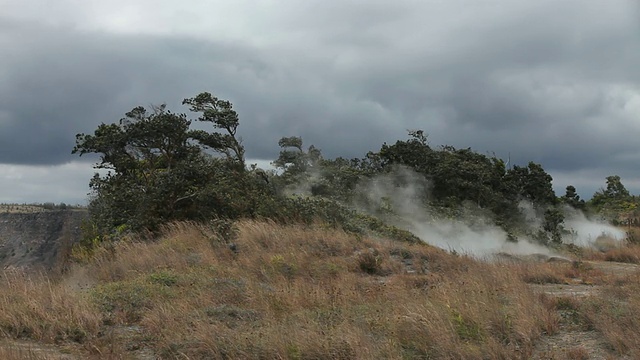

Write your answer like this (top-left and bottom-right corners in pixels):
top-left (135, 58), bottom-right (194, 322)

top-left (0, 210), bottom-right (88, 271)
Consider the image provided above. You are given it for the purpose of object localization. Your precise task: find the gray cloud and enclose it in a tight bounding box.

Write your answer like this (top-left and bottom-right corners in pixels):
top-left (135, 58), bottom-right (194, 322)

top-left (0, 162), bottom-right (99, 204)
top-left (1, 0), bottom-right (639, 202)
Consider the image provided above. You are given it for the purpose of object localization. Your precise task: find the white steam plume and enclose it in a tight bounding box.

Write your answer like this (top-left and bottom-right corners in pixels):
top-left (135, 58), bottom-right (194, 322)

top-left (355, 167), bottom-right (553, 257)
top-left (562, 206), bottom-right (626, 247)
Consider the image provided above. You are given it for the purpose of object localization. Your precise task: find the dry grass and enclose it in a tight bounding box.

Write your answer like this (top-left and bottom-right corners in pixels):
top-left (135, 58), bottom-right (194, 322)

top-left (0, 220), bottom-right (638, 358)
top-left (79, 221), bottom-right (559, 359)
top-left (565, 346), bottom-right (590, 360)
top-left (582, 228), bottom-right (640, 264)
top-left (513, 262), bottom-right (568, 285)
top-left (0, 340), bottom-right (77, 359)
top-left (0, 270), bottom-right (101, 344)
top-left (529, 258), bottom-right (640, 359)
top-left (594, 245), bottom-right (640, 264)
top-left (577, 273), bottom-right (640, 358)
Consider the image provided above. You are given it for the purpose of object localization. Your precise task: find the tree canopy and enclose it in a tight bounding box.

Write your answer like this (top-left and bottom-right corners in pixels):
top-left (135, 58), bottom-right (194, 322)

top-left (73, 93), bottom-right (266, 233)
top-left (74, 92), bottom-right (636, 249)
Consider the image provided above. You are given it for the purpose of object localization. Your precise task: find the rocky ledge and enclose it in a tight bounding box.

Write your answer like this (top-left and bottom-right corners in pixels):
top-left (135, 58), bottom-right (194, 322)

top-left (0, 210), bottom-right (88, 271)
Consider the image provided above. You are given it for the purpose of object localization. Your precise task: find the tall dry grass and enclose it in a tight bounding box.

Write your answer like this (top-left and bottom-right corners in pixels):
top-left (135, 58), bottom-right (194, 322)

top-left (0, 270), bottom-right (101, 344)
top-left (9, 220), bottom-right (640, 358)
top-left (61, 220), bottom-right (556, 359)
top-left (580, 227), bottom-right (640, 264)
top-left (583, 244), bottom-right (640, 264)
top-left (578, 272), bottom-right (640, 358)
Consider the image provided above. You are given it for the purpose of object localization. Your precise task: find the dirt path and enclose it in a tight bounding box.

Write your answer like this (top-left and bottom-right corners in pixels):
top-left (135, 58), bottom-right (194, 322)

top-left (529, 261), bottom-right (639, 360)
top-left (585, 260), bottom-right (639, 277)
top-left (0, 339), bottom-right (79, 359)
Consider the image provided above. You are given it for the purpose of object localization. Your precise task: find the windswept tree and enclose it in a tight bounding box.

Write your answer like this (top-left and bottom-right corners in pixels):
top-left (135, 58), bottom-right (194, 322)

top-left (182, 92), bottom-right (245, 170)
top-left (273, 136), bottom-right (322, 175)
top-left (73, 92), bottom-right (258, 233)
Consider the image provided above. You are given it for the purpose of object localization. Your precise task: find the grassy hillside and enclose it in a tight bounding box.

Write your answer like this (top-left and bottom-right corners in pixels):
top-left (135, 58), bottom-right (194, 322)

top-left (0, 221), bottom-right (639, 359)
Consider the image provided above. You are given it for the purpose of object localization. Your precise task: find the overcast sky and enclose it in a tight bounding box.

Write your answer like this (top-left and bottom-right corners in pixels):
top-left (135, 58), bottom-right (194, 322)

top-left (1, 0), bottom-right (639, 204)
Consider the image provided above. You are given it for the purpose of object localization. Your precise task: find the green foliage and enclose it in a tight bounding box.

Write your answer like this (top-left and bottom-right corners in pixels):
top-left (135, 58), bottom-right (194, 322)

top-left (74, 94), bottom-right (424, 251)
top-left (604, 175), bottom-right (630, 199)
top-left (73, 93), bottom-right (276, 241)
top-left (182, 92), bottom-right (245, 169)
top-left (272, 136), bottom-right (323, 188)
top-left (360, 132), bottom-right (561, 238)
top-left (543, 207), bottom-right (565, 244)
top-left (74, 103), bottom-right (203, 232)
top-left (268, 131), bottom-right (553, 240)
top-left (562, 185), bottom-right (586, 210)
top-left (91, 280), bottom-right (156, 323)
top-left (76, 93), bottom-right (630, 252)
top-left (252, 195), bottom-right (421, 244)
top-left (148, 270), bottom-right (179, 287)
top-left (72, 219), bottom-right (107, 261)
top-left (450, 308), bottom-right (484, 342)
top-left (503, 162), bottom-right (556, 206)
top-left (591, 176), bottom-right (632, 208)
top-left (39, 202), bottom-right (71, 210)
top-left (589, 175), bottom-right (639, 225)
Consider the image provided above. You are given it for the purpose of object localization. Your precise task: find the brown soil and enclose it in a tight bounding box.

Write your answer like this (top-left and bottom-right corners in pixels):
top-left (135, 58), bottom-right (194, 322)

top-left (530, 260), bottom-right (639, 360)
top-left (0, 339), bottom-right (79, 359)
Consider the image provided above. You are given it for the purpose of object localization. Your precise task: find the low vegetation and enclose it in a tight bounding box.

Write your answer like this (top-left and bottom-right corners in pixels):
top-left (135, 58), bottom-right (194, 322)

top-left (579, 228), bottom-right (640, 264)
top-left (0, 221), bottom-right (637, 358)
top-left (0, 203), bottom-right (81, 213)
top-left (70, 91), bottom-right (640, 249)
top-left (0, 221), bottom-right (550, 358)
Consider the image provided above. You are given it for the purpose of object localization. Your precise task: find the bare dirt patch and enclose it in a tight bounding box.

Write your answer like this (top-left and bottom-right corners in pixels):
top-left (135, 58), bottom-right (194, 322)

top-left (529, 260), bottom-right (640, 360)
top-left (530, 283), bottom-right (599, 298)
top-left (585, 261), bottom-right (639, 277)
top-left (531, 330), bottom-right (618, 360)
top-left (0, 339), bottom-right (79, 359)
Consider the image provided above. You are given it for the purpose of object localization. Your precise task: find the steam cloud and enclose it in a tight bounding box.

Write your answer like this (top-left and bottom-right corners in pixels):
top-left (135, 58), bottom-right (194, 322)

top-left (286, 166), bottom-right (626, 257)
top-left (355, 167), bottom-right (626, 257)
top-left (563, 208), bottom-right (626, 248)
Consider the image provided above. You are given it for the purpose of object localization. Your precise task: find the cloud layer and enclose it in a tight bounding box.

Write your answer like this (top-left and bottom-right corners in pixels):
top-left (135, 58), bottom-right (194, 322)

top-left (1, 0), bottom-right (640, 202)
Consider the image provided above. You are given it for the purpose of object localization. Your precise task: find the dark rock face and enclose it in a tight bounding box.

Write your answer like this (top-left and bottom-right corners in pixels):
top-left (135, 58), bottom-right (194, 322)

top-left (0, 210), bottom-right (88, 271)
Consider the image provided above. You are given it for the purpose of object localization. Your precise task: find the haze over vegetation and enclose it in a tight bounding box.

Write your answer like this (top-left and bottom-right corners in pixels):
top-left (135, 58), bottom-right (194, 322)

top-left (70, 93), bottom-right (637, 256)
top-left (0, 92), bottom-right (639, 359)
top-left (2, 1), bottom-right (640, 358)
top-left (1, 1), bottom-right (640, 204)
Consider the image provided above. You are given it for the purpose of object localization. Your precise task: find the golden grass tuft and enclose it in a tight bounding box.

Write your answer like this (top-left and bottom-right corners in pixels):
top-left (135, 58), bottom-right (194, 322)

top-left (565, 346), bottom-right (590, 360)
top-left (0, 270), bottom-right (101, 345)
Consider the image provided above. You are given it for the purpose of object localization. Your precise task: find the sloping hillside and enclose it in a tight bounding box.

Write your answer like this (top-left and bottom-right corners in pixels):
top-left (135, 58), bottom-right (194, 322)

top-left (0, 220), bottom-right (638, 359)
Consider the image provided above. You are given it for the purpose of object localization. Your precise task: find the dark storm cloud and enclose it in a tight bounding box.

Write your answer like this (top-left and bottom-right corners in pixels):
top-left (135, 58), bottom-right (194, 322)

top-left (1, 0), bottom-right (640, 201)
top-left (0, 15), bottom-right (393, 165)
top-left (0, 19), bottom-right (273, 164)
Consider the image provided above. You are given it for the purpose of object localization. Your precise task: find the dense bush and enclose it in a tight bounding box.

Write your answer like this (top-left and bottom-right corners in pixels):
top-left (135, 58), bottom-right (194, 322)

top-left (76, 91), bottom-right (633, 250)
